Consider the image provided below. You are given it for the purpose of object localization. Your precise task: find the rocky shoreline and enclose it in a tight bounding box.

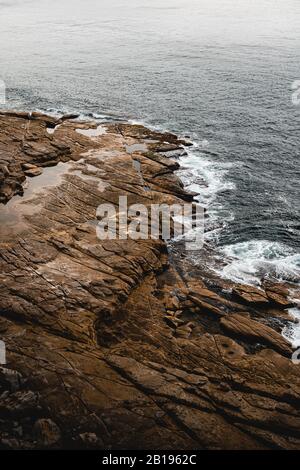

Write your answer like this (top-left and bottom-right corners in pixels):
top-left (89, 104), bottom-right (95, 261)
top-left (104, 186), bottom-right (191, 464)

top-left (0, 110), bottom-right (300, 450)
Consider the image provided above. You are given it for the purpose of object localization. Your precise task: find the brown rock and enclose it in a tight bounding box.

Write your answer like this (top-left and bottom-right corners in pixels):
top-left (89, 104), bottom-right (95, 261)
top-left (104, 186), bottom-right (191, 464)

top-left (188, 294), bottom-right (225, 317)
top-left (263, 282), bottom-right (294, 308)
top-left (79, 432), bottom-right (104, 448)
top-left (24, 167), bottom-right (43, 177)
top-left (220, 313), bottom-right (292, 356)
top-left (232, 285), bottom-right (269, 305)
top-left (176, 324), bottom-right (193, 339)
top-left (34, 419), bottom-right (61, 447)
top-left (164, 315), bottom-right (184, 328)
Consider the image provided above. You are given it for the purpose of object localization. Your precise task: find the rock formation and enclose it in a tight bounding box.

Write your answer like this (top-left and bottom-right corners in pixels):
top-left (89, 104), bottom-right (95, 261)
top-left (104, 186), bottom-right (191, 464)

top-left (0, 111), bottom-right (299, 450)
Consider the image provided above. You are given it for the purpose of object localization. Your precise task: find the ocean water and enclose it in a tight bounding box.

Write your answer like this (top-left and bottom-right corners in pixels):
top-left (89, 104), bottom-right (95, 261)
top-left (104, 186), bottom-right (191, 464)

top-left (0, 0), bottom-right (300, 286)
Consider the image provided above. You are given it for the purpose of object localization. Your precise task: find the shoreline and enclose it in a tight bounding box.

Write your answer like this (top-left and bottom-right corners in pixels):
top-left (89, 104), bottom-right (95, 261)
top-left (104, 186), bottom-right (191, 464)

top-left (0, 110), bottom-right (300, 450)
top-left (4, 106), bottom-right (299, 288)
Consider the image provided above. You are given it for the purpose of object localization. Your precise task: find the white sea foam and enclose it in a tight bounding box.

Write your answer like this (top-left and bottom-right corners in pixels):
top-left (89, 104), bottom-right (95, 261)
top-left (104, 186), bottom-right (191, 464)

top-left (41, 108), bottom-right (118, 123)
top-left (178, 148), bottom-right (236, 208)
top-left (214, 240), bottom-right (300, 346)
top-left (216, 240), bottom-right (300, 286)
top-left (176, 147), bottom-right (236, 246)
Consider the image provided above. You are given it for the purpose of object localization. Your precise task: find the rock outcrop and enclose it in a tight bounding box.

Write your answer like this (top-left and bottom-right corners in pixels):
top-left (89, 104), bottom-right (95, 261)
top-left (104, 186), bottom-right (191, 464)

top-left (0, 111), bottom-right (299, 450)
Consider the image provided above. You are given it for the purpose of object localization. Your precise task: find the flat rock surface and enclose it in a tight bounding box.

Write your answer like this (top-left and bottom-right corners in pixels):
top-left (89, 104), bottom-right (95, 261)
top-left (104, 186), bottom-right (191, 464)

top-left (0, 111), bottom-right (300, 450)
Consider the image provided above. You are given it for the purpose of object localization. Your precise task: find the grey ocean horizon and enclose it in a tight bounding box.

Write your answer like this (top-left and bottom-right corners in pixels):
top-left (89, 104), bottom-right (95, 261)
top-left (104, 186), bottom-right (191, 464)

top-left (0, 0), bottom-right (300, 286)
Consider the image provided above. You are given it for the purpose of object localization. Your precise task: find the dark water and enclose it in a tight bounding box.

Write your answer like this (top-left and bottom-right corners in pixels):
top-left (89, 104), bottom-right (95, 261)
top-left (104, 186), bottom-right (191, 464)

top-left (1, 0), bottom-right (300, 285)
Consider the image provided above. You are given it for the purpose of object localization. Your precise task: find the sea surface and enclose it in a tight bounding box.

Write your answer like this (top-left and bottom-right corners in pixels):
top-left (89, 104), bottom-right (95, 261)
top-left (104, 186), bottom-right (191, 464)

top-left (0, 0), bottom-right (300, 289)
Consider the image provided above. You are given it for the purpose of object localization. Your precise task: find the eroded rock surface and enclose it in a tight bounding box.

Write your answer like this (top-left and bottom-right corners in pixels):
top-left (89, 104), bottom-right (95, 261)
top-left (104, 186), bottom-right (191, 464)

top-left (0, 111), bottom-right (299, 450)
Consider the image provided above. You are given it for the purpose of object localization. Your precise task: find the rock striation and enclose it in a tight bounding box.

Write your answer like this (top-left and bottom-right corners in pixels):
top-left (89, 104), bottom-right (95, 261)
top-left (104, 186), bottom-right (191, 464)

top-left (0, 111), bottom-right (299, 450)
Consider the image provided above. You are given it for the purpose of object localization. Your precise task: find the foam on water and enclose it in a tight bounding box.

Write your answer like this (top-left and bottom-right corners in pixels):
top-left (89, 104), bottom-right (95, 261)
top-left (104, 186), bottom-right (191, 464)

top-left (179, 147), bottom-right (235, 202)
top-left (216, 239), bottom-right (300, 286)
top-left (36, 107), bottom-right (124, 124)
top-left (214, 240), bottom-right (300, 349)
top-left (177, 144), bottom-right (236, 241)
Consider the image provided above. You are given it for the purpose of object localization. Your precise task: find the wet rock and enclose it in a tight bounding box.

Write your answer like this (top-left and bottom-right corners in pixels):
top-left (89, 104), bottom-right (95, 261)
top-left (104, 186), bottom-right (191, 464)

top-left (188, 294), bottom-right (225, 317)
top-left (263, 282), bottom-right (294, 308)
top-left (176, 323), bottom-right (193, 339)
top-left (164, 315), bottom-right (184, 329)
top-left (34, 419), bottom-right (61, 447)
top-left (0, 390), bottom-right (39, 417)
top-left (0, 368), bottom-right (22, 392)
top-left (24, 166), bottom-right (43, 177)
top-left (79, 432), bottom-right (104, 448)
top-left (0, 164), bottom-right (9, 177)
top-left (232, 285), bottom-right (269, 305)
top-left (220, 313), bottom-right (292, 356)
top-left (0, 438), bottom-right (20, 449)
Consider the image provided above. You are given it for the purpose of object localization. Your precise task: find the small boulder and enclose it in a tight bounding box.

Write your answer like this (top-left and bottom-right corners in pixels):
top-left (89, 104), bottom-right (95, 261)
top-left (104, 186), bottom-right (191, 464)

top-left (24, 166), bottom-right (43, 177)
top-left (34, 419), bottom-right (61, 447)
